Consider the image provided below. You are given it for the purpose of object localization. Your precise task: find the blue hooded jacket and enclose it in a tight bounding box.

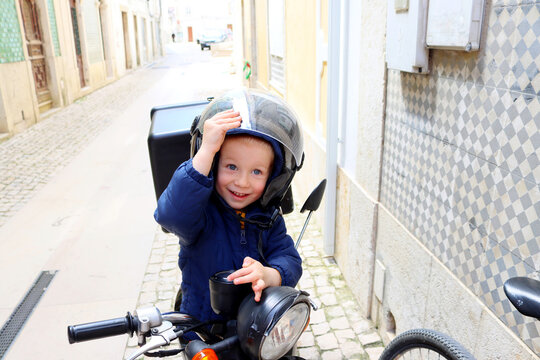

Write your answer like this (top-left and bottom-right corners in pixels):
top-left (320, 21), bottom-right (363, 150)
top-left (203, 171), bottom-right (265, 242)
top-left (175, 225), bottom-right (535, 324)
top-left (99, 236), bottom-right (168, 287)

top-left (154, 159), bottom-right (302, 322)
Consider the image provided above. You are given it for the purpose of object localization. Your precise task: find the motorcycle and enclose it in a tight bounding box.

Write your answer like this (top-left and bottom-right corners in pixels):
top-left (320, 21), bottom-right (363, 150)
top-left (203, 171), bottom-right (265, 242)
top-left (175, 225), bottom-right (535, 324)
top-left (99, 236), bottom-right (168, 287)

top-left (67, 179), bottom-right (326, 360)
top-left (67, 97), bottom-right (327, 360)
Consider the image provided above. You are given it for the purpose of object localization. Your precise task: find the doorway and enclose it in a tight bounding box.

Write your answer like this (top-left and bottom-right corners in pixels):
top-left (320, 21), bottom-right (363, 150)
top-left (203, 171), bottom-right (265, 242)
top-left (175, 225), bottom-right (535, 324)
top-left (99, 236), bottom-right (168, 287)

top-left (121, 11), bottom-right (132, 69)
top-left (69, 0), bottom-right (86, 88)
top-left (134, 15), bottom-right (140, 66)
top-left (142, 18), bottom-right (148, 63)
top-left (98, 1), bottom-right (113, 78)
top-left (19, 0), bottom-right (52, 112)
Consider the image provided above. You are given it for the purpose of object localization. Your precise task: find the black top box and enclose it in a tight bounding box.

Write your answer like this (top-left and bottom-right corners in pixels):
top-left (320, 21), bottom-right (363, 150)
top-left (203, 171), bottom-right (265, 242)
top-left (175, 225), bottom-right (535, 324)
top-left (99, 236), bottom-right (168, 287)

top-left (148, 100), bottom-right (209, 202)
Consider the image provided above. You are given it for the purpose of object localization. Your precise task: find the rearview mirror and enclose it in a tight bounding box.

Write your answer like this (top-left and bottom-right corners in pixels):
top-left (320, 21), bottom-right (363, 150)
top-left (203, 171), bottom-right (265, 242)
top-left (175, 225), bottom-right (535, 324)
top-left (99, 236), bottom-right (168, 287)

top-left (300, 179), bottom-right (327, 213)
top-left (295, 179), bottom-right (327, 249)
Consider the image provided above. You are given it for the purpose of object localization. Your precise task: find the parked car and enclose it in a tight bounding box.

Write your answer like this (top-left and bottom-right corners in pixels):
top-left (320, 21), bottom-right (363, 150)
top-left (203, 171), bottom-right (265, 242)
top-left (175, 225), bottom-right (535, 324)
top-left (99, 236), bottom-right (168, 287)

top-left (198, 29), bottom-right (228, 50)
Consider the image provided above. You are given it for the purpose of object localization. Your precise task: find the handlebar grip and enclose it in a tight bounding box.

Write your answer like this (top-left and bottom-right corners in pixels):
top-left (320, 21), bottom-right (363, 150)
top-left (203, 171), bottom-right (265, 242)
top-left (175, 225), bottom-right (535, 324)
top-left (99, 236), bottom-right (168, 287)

top-left (67, 312), bottom-right (138, 344)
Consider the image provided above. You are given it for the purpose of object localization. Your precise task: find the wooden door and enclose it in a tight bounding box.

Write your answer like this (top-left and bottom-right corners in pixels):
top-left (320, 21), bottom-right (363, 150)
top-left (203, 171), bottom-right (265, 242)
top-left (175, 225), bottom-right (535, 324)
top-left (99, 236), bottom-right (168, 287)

top-left (187, 26), bottom-right (193, 42)
top-left (19, 0), bottom-right (52, 112)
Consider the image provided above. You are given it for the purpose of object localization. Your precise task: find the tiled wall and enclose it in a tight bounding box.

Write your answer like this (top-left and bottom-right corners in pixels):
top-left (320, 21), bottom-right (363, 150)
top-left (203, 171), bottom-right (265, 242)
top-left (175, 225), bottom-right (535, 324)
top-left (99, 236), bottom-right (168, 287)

top-left (47, 0), bottom-right (61, 57)
top-left (0, 1), bottom-right (25, 64)
top-left (381, 2), bottom-right (539, 354)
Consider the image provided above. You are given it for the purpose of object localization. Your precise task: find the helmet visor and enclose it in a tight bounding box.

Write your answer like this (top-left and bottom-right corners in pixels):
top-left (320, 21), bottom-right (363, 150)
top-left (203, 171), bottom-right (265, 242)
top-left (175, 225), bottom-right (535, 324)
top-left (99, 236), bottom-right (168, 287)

top-left (198, 89), bottom-right (303, 167)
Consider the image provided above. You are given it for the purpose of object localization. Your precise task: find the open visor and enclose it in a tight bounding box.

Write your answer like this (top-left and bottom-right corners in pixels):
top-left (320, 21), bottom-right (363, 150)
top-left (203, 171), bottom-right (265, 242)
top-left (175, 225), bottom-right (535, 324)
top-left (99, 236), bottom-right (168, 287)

top-left (197, 88), bottom-right (304, 168)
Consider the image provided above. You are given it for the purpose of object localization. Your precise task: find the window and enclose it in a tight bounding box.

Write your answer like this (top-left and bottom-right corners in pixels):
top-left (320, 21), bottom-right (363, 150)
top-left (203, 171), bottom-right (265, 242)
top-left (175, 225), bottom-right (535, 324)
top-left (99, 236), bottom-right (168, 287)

top-left (268, 0), bottom-right (285, 93)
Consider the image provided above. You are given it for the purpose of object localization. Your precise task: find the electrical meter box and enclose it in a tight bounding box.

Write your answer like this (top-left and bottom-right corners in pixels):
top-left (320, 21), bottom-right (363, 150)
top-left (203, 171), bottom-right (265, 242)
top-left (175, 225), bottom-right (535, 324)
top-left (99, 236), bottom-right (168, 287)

top-left (148, 100), bottom-right (209, 202)
top-left (386, 0), bottom-right (429, 74)
top-left (426, 0), bottom-right (485, 51)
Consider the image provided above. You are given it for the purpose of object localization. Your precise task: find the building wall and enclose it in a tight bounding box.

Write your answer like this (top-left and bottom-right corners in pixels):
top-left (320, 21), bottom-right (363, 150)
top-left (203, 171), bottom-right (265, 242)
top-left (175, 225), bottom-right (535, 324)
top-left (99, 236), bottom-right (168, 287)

top-left (376, 1), bottom-right (540, 355)
top-left (255, 0), bottom-right (269, 90)
top-left (333, 0), bottom-right (387, 324)
top-left (0, 62), bottom-right (37, 134)
top-left (0, 0), bottom-right (164, 137)
top-left (0, 0), bottom-right (39, 133)
top-left (283, 0), bottom-right (327, 234)
top-left (243, 0), bottom-right (539, 357)
top-left (317, 0), bottom-right (327, 140)
top-left (285, 0), bottom-right (316, 138)
top-left (375, 208), bottom-right (537, 359)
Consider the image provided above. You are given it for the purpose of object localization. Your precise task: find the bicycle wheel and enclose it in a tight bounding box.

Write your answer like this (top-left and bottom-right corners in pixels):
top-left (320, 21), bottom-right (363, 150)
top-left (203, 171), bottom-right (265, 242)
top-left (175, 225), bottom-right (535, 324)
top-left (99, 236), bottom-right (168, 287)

top-left (379, 328), bottom-right (475, 360)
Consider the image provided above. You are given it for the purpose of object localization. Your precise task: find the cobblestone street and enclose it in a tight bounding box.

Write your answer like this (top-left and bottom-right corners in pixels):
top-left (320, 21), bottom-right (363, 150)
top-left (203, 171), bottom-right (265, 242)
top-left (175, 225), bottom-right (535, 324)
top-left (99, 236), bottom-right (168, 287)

top-left (0, 68), bottom-right (166, 227)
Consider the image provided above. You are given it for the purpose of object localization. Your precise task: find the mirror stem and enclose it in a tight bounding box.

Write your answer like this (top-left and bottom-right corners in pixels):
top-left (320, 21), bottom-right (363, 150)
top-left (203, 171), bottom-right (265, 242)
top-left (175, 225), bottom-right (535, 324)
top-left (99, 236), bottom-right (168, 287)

top-left (295, 211), bottom-right (313, 249)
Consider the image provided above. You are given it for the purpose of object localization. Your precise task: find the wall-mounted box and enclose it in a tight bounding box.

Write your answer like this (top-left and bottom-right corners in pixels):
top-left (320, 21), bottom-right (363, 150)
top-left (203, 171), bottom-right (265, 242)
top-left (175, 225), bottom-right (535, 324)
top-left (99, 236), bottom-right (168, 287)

top-left (386, 0), bottom-right (429, 74)
top-left (426, 0), bottom-right (485, 51)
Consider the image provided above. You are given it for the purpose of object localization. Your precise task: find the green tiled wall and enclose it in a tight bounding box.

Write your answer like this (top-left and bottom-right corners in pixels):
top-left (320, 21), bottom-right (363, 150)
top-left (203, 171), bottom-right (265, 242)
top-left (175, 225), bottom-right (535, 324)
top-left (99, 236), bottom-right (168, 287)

top-left (47, 0), bottom-right (61, 56)
top-left (0, 1), bottom-right (25, 64)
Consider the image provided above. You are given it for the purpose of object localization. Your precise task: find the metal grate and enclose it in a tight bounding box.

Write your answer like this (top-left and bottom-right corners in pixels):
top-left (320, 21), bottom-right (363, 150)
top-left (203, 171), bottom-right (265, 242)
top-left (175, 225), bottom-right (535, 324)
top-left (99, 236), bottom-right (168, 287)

top-left (0, 270), bottom-right (57, 358)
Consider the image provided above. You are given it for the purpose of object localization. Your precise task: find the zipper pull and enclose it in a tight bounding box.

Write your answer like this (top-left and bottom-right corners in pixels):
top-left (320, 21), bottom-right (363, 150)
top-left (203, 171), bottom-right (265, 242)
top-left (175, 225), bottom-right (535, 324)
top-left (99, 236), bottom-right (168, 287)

top-left (237, 210), bottom-right (247, 245)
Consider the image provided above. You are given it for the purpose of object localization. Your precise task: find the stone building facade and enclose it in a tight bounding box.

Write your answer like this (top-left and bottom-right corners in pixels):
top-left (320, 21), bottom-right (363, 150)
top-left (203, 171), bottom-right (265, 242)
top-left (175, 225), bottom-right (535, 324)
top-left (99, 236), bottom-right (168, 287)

top-left (0, 0), bottom-right (164, 137)
top-left (240, 0), bottom-right (539, 358)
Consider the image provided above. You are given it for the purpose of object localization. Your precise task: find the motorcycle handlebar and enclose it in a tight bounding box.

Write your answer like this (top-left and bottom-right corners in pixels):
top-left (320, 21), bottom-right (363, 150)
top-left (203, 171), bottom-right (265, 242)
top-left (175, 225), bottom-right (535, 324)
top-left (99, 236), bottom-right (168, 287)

top-left (67, 312), bottom-right (138, 344)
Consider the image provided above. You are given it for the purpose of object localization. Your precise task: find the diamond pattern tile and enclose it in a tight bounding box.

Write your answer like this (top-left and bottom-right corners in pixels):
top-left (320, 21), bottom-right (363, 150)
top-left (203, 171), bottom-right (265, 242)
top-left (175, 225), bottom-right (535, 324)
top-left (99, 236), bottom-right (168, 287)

top-left (381, 2), bottom-right (540, 353)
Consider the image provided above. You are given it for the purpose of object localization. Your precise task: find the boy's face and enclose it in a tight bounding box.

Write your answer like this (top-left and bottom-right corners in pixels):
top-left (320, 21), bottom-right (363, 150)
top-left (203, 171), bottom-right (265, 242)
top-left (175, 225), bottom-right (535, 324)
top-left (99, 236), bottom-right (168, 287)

top-left (216, 136), bottom-right (274, 210)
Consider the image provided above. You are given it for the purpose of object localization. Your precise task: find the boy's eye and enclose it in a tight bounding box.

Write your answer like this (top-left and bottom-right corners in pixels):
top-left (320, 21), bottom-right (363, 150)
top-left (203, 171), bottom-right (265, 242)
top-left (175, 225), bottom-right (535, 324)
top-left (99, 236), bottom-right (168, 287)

top-left (226, 164), bottom-right (237, 171)
top-left (253, 169), bottom-right (262, 175)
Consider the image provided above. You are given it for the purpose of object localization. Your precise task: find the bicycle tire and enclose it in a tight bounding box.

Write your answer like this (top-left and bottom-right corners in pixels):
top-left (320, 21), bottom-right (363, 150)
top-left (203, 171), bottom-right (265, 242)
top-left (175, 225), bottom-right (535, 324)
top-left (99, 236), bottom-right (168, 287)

top-left (379, 328), bottom-right (475, 360)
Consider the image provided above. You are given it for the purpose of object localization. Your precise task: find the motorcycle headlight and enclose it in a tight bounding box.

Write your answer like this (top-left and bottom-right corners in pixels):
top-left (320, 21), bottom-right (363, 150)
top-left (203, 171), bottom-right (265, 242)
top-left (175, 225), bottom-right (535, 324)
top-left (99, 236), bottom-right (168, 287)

top-left (236, 287), bottom-right (312, 360)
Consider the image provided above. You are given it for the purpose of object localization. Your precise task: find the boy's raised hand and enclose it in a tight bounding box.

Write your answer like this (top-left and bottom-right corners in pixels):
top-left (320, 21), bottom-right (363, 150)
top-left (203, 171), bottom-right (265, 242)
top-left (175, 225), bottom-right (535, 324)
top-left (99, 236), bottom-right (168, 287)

top-left (227, 256), bottom-right (282, 302)
top-left (192, 109), bottom-right (241, 176)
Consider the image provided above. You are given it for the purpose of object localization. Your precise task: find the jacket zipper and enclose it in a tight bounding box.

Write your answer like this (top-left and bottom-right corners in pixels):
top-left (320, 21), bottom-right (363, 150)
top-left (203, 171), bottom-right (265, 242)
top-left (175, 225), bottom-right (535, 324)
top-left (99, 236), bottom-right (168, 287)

top-left (236, 211), bottom-right (247, 245)
top-left (240, 229), bottom-right (246, 245)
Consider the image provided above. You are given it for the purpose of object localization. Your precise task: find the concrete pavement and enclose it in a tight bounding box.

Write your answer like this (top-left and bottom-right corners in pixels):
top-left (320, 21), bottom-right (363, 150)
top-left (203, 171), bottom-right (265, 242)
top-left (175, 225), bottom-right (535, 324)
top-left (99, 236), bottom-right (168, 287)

top-left (0, 43), bottom-right (385, 360)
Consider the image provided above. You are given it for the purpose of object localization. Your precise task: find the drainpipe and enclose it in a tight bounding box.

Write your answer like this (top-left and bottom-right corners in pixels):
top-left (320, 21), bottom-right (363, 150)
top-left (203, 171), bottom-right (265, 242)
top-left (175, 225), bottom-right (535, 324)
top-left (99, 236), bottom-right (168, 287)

top-left (249, 0), bottom-right (258, 87)
top-left (315, 0), bottom-right (324, 138)
top-left (324, 0), bottom-right (341, 256)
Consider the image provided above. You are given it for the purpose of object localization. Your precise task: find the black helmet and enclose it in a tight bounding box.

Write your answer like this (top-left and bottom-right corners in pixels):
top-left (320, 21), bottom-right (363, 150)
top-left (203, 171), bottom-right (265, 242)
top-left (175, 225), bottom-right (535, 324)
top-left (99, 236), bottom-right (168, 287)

top-left (190, 88), bottom-right (304, 209)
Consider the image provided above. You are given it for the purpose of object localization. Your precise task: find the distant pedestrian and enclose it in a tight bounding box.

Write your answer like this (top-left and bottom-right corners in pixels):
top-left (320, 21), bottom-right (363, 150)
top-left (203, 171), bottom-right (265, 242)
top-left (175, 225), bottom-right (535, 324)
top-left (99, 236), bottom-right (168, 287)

top-left (171, 33), bottom-right (176, 42)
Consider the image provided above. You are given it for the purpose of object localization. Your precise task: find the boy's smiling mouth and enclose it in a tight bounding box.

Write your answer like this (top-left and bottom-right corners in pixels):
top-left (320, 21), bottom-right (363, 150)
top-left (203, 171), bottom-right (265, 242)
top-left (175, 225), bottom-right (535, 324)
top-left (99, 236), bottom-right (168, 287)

top-left (230, 190), bottom-right (249, 198)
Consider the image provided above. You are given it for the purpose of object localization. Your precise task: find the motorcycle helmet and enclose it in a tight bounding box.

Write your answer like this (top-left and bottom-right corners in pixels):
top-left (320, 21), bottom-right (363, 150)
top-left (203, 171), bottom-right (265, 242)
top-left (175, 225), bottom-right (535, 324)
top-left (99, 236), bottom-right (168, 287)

top-left (190, 88), bottom-right (304, 210)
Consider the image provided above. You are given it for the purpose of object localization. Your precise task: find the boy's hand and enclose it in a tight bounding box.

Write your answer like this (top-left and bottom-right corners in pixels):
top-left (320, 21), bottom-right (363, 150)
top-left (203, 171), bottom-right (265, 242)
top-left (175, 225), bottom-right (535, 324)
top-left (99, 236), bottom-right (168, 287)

top-left (227, 257), bottom-right (281, 302)
top-left (200, 109), bottom-right (242, 154)
top-left (192, 109), bottom-right (241, 176)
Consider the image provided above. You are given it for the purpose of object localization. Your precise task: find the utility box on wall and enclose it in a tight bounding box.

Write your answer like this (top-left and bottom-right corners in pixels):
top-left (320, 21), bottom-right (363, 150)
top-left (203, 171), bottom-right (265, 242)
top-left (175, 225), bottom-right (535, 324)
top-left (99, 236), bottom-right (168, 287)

top-left (386, 0), bottom-right (430, 74)
top-left (426, 0), bottom-right (485, 51)
top-left (386, 0), bottom-right (486, 73)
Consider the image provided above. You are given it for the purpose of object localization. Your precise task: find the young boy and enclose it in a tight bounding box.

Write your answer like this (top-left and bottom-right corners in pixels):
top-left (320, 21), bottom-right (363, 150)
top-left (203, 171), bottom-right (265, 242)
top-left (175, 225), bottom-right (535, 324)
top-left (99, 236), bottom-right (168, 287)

top-left (154, 91), bottom-right (303, 322)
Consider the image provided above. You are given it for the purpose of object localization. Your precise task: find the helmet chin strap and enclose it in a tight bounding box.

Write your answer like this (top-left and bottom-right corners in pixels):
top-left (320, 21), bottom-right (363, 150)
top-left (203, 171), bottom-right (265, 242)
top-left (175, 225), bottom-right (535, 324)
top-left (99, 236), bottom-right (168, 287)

top-left (232, 207), bottom-right (280, 229)
top-left (231, 207), bottom-right (280, 268)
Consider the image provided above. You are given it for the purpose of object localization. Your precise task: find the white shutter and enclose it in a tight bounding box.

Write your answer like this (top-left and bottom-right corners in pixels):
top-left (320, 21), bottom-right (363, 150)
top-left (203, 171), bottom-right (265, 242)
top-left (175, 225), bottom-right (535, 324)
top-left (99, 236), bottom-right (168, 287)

top-left (268, 0), bottom-right (285, 92)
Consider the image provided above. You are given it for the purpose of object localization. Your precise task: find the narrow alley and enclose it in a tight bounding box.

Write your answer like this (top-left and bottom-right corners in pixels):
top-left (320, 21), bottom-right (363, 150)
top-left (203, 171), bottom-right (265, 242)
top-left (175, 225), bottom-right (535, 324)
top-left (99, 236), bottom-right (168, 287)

top-left (0, 44), bottom-right (383, 360)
